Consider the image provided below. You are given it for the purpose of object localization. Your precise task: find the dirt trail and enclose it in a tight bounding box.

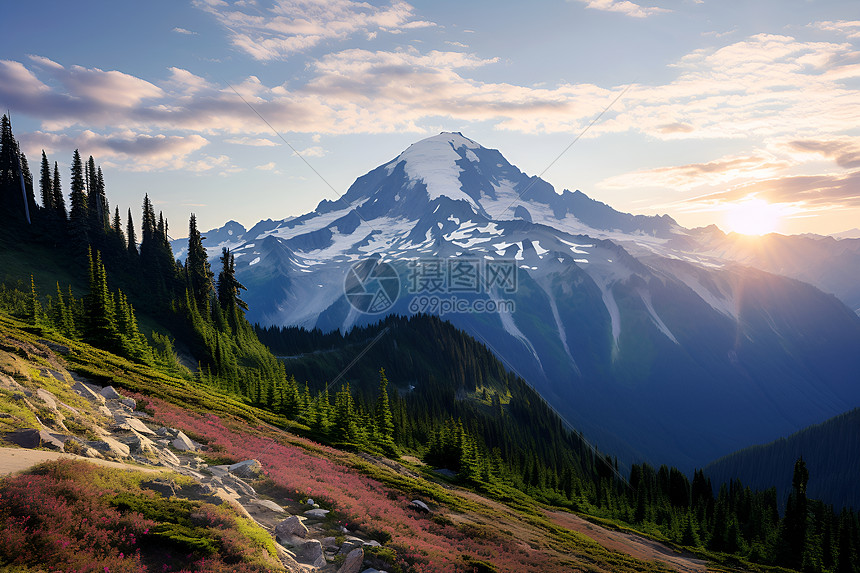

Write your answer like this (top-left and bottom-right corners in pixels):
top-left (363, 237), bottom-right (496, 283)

top-left (0, 446), bottom-right (162, 476)
top-left (548, 510), bottom-right (709, 573)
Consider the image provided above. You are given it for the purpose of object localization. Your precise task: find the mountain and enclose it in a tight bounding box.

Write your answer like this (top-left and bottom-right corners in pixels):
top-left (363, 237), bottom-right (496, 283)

top-left (176, 132), bottom-right (860, 471)
top-left (677, 229), bottom-right (860, 315)
top-left (704, 408), bottom-right (860, 510)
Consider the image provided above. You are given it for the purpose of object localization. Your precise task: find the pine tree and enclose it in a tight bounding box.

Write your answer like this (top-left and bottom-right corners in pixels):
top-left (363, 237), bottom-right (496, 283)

top-left (83, 248), bottom-right (118, 350)
top-left (28, 276), bottom-right (43, 326)
top-left (52, 162), bottom-right (66, 219)
top-left (39, 151), bottom-right (53, 210)
top-left (216, 247), bottom-right (247, 328)
top-left (374, 367), bottom-right (396, 455)
top-left (68, 150), bottom-right (88, 248)
top-left (186, 213), bottom-right (213, 315)
top-left (126, 208), bottom-right (138, 256)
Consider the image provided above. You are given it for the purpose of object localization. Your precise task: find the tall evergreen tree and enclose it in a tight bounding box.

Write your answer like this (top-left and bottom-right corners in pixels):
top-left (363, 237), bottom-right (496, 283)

top-left (83, 248), bottom-right (118, 351)
top-left (185, 214), bottom-right (213, 315)
top-left (39, 151), bottom-right (53, 210)
top-left (52, 162), bottom-right (66, 219)
top-left (216, 247), bottom-right (247, 328)
top-left (374, 367), bottom-right (396, 455)
top-left (68, 149), bottom-right (88, 248)
top-left (126, 208), bottom-right (138, 257)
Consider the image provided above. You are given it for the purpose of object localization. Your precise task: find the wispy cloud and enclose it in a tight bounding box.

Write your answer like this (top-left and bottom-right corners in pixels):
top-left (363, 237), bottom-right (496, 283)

top-left (600, 152), bottom-right (792, 191)
top-left (811, 20), bottom-right (860, 39)
top-left (172, 27), bottom-right (198, 35)
top-left (19, 129), bottom-right (209, 170)
top-left (571, 0), bottom-right (669, 18)
top-left (194, 0), bottom-right (436, 61)
top-left (224, 136), bottom-right (279, 146)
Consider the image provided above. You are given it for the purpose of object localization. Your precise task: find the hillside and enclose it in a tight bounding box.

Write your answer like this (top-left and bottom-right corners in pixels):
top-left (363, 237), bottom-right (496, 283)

top-left (0, 311), bottom-right (697, 573)
top-left (705, 408), bottom-right (860, 510)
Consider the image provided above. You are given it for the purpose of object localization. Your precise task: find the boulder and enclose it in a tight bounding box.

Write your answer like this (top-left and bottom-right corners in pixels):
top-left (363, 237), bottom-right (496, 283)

top-left (252, 499), bottom-right (285, 513)
top-left (306, 497), bottom-right (315, 506)
top-left (298, 539), bottom-right (326, 568)
top-left (87, 436), bottom-right (130, 459)
top-left (337, 536), bottom-right (364, 555)
top-left (114, 414), bottom-right (156, 435)
top-left (275, 515), bottom-right (309, 539)
top-left (337, 547), bottom-right (364, 573)
top-left (363, 540), bottom-right (382, 548)
top-left (37, 339), bottom-right (70, 355)
top-left (172, 430), bottom-right (197, 451)
top-left (72, 381), bottom-right (105, 404)
top-left (409, 500), bottom-right (430, 513)
top-left (303, 508), bottom-right (330, 519)
top-left (100, 386), bottom-right (122, 400)
top-left (157, 447), bottom-right (181, 466)
top-left (322, 536), bottom-right (339, 550)
top-left (4, 428), bottom-right (65, 450)
top-left (126, 429), bottom-right (156, 453)
top-left (144, 479), bottom-right (177, 497)
top-left (119, 397), bottom-right (137, 410)
top-left (35, 388), bottom-right (58, 410)
top-left (156, 426), bottom-right (176, 437)
top-left (228, 459), bottom-right (263, 478)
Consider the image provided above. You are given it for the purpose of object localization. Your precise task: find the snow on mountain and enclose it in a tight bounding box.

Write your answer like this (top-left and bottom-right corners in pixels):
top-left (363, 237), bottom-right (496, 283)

top-left (175, 132), bottom-right (860, 470)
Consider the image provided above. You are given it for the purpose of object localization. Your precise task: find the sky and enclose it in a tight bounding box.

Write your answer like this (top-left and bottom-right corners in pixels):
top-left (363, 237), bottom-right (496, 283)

top-left (1, 0), bottom-right (859, 238)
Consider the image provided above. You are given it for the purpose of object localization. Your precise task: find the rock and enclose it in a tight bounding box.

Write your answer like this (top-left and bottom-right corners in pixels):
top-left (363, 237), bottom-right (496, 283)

top-left (156, 426), bottom-right (175, 437)
top-left (100, 386), bottom-right (122, 400)
top-left (298, 539), bottom-right (326, 568)
top-left (87, 436), bottom-right (130, 459)
top-left (4, 428), bottom-right (64, 450)
top-left (275, 515), bottom-right (309, 539)
top-left (252, 499), bottom-right (285, 513)
top-left (35, 388), bottom-right (58, 410)
top-left (306, 498), bottom-right (315, 506)
top-left (98, 406), bottom-right (112, 418)
top-left (433, 468), bottom-right (457, 479)
top-left (0, 373), bottom-right (25, 392)
top-left (322, 536), bottom-right (339, 550)
top-left (228, 459), bottom-right (263, 478)
top-left (172, 430), bottom-right (197, 451)
top-left (363, 540), bottom-right (381, 548)
top-left (303, 508), bottom-right (330, 519)
top-left (72, 381), bottom-right (105, 404)
top-left (144, 479), bottom-right (176, 497)
top-left (157, 447), bottom-right (181, 466)
top-left (337, 547), bottom-right (364, 573)
top-left (337, 537), bottom-right (364, 555)
top-left (37, 339), bottom-right (70, 355)
top-left (126, 430), bottom-right (156, 453)
top-left (409, 500), bottom-right (430, 513)
top-left (119, 397), bottom-right (137, 410)
top-left (114, 414), bottom-right (156, 435)
top-left (222, 474), bottom-right (256, 498)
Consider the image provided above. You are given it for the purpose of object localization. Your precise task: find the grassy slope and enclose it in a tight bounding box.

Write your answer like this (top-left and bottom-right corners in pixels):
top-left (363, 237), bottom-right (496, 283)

top-left (0, 310), bottom-right (797, 573)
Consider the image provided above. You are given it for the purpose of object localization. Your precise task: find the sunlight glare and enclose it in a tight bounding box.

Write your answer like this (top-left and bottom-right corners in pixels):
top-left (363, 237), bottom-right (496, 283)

top-left (724, 198), bottom-right (782, 236)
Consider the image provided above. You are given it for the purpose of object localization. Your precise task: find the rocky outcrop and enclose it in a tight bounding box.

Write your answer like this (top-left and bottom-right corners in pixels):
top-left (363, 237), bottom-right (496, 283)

top-left (337, 547), bottom-right (364, 573)
top-left (275, 515), bottom-right (309, 540)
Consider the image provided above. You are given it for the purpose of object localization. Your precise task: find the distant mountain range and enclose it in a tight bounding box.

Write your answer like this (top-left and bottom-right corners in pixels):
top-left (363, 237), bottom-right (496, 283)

top-left (173, 132), bottom-right (860, 471)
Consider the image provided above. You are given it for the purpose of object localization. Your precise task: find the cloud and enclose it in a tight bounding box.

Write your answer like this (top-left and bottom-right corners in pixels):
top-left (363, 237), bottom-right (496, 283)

top-left (784, 138), bottom-right (860, 169)
top-left (256, 161), bottom-right (278, 170)
top-left (172, 27), bottom-right (198, 35)
top-left (19, 130), bottom-right (209, 170)
top-left (687, 170), bottom-right (860, 209)
top-left (293, 145), bottom-right (325, 157)
top-left (194, 0), bottom-right (436, 61)
top-left (225, 136), bottom-right (279, 146)
top-left (572, 0), bottom-right (669, 18)
top-left (811, 20), bottom-right (860, 39)
top-left (600, 152), bottom-right (792, 191)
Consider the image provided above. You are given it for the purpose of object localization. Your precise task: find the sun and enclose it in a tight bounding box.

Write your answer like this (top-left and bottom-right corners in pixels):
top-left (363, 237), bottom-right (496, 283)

top-left (723, 198), bottom-right (782, 236)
